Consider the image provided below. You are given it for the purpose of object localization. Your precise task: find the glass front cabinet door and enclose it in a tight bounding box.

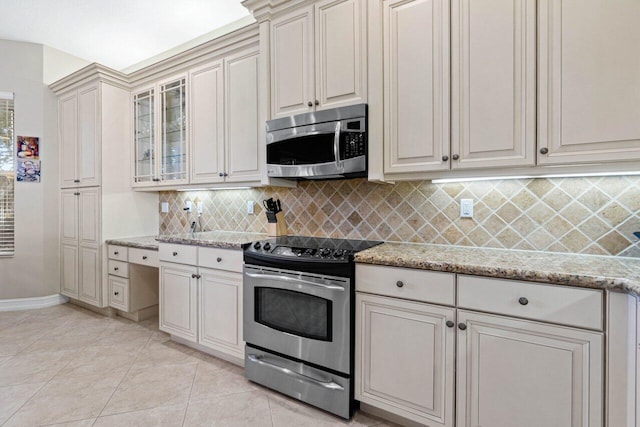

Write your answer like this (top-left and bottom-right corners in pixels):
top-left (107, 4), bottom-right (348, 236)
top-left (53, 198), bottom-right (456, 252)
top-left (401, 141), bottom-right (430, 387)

top-left (132, 75), bottom-right (188, 187)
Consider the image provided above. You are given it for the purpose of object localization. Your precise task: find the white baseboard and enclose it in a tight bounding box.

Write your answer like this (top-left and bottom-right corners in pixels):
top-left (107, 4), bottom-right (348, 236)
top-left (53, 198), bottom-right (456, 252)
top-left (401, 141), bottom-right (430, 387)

top-left (0, 294), bottom-right (69, 312)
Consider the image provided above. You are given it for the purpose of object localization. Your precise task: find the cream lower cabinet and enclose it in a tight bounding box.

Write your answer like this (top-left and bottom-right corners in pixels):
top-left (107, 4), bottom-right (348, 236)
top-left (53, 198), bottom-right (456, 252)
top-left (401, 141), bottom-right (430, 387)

top-left (356, 293), bottom-right (455, 427)
top-left (457, 310), bottom-right (603, 427)
top-left (60, 187), bottom-right (101, 305)
top-left (159, 243), bottom-right (244, 362)
top-left (159, 263), bottom-right (199, 342)
top-left (198, 267), bottom-right (243, 360)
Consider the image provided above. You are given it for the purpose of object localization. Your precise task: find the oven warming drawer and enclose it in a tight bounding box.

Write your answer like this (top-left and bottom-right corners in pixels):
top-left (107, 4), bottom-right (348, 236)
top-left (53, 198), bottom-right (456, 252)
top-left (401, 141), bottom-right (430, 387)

top-left (244, 346), bottom-right (352, 419)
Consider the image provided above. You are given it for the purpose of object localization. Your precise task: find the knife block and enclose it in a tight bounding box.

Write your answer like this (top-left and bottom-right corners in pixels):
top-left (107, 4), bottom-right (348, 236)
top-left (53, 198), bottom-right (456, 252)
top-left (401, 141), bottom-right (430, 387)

top-left (267, 211), bottom-right (288, 237)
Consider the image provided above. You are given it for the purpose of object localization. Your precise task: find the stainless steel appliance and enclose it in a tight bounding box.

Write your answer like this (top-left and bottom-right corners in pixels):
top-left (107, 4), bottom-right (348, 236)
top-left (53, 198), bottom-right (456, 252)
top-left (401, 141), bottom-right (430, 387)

top-left (266, 104), bottom-right (367, 180)
top-left (243, 236), bottom-right (381, 419)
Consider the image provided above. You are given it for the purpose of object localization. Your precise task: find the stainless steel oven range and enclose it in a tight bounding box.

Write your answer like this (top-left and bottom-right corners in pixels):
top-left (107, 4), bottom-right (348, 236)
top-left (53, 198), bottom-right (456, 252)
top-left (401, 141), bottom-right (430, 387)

top-left (243, 236), bottom-right (382, 419)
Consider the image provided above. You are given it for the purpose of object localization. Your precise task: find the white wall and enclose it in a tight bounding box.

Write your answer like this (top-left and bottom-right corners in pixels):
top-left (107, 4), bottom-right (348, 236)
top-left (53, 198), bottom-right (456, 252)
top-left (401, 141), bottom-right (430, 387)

top-left (0, 40), bottom-right (88, 299)
top-left (43, 46), bottom-right (91, 85)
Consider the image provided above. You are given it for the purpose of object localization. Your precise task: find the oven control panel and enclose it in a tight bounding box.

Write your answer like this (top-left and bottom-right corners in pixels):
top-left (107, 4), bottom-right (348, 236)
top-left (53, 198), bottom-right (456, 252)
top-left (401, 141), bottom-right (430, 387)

top-left (250, 241), bottom-right (351, 261)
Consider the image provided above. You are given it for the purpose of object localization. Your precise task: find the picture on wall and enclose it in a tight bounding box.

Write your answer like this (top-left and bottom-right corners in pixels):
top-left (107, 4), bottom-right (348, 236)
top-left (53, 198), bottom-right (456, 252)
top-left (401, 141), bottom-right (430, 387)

top-left (15, 136), bottom-right (40, 182)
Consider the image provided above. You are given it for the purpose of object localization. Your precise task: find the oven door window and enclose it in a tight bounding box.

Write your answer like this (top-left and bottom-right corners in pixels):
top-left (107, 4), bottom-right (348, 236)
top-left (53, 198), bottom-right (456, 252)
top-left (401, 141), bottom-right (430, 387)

top-left (255, 287), bottom-right (332, 341)
top-left (267, 133), bottom-right (336, 166)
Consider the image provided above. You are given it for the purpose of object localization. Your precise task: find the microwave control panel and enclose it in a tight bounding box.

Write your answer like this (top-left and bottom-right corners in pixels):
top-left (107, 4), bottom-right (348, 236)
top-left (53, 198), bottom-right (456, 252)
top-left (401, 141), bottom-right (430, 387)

top-left (342, 132), bottom-right (366, 159)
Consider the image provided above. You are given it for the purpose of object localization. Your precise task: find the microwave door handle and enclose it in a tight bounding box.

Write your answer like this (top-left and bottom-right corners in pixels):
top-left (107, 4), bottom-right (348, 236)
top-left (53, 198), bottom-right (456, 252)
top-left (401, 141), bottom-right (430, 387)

top-left (333, 122), bottom-right (343, 170)
top-left (247, 354), bottom-right (345, 391)
top-left (245, 272), bottom-right (345, 291)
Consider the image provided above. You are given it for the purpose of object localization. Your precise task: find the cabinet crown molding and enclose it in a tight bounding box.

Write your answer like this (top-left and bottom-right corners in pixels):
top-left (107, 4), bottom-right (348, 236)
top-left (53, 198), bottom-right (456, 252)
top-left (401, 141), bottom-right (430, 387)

top-left (50, 63), bottom-right (129, 94)
top-left (242, 0), bottom-right (316, 21)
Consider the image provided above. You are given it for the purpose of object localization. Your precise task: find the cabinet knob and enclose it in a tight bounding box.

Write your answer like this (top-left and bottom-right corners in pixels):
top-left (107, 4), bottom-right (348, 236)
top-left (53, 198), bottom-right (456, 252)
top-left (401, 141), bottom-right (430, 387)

top-left (217, 257), bottom-right (222, 263)
top-left (539, 147), bottom-right (549, 155)
top-left (219, 172), bottom-right (224, 177)
top-left (518, 297), bottom-right (529, 306)
top-left (446, 320), bottom-right (455, 328)
top-left (452, 154), bottom-right (460, 160)
top-left (396, 281), bottom-right (404, 288)
top-left (307, 101), bottom-right (313, 107)
top-left (74, 179), bottom-right (80, 183)
top-left (114, 267), bottom-right (119, 271)
top-left (114, 291), bottom-right (119, 296)
top-left (314, 100), bottom-right (319, 106)
top-left (114, 251), bottom-right (119, 255)
top-left (192, 274), bottom-right (197, 279)
top-left (458, 323), bottom-right (467, 331)
top-left (197, 274), bottom-right (202, 279)
top-left (173, 252), bottom-right (178, 256)
top-left (442, 155), bottom-right (449, 162)
top-left (142, 255), bottom-right (147, 260)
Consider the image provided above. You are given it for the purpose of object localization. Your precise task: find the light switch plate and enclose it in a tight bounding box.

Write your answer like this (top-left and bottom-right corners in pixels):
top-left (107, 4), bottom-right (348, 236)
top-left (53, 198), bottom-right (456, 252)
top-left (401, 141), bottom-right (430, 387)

top-left (460, 199), bottom-right (473, 218)
top-left (247, 200), bottom-right (254, 215)
top-left (160, 202), bottom-right (169, 213)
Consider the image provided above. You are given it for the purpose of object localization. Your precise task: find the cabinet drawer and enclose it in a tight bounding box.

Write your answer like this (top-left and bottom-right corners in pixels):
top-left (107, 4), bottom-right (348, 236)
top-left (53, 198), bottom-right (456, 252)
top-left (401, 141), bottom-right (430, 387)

top-left (356, 264), bottom-right (455, 306)
top-left (159, 243), bottom-right (197, 265)
top-left (198, 247), bottom-right (243, 272)
top-left (128, 248), bottom-right (159, 268)
top-left (108, 260), bottom-right (129, 278)
top-left (108, 276), bottom-right (129, 311)
top-left (108, 245), bottom-right (128, 261)
top-left (457, 275), bottom-right (603, 330)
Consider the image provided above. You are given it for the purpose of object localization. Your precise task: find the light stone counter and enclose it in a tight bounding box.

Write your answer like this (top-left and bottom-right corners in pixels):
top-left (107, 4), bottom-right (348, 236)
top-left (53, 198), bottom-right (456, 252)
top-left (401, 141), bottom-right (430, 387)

top-left (105, 236), bottom-right (159, 250)
top-left (355, 242), bottom-right (640, 297)
top-left (156, 230), bottom-right (267, 250)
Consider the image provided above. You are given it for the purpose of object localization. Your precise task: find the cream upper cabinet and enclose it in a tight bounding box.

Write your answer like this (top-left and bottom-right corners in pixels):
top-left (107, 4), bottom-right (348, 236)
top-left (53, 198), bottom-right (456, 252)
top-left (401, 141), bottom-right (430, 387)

top-left (538, 0), bottom-right (640, 165)
top-left (450, 0), bottom-right (536, 169)
top-left (457, 310), bottom-right (603, 427)
top-left (225, 48), bottom-right (262, 182)
top-left (59, 83), bottom-right (100, 188)
top-left (132, 75), bottom-right (188, 187)
top-left (271, 6), bottom-right (315, 118)
top-left (190, 61), bottom-right (225, 184)
top-left (356, 293), bottom-right (455, 426)
top-left (189, 46), bottom-right (262, 184)
top-left (270, 0), bottom-right (367, 119)
top-left (383, 0), bottom-right (450, 174)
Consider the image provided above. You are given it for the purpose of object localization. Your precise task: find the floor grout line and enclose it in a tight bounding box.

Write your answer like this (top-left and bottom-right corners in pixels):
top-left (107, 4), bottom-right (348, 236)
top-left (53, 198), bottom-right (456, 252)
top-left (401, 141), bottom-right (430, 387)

top-left (181, 361), bottom-right (199, 426)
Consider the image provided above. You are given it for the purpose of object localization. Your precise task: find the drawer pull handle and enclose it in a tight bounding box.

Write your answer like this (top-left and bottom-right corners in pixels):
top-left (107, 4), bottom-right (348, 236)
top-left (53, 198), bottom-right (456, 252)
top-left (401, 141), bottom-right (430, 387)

top-left (114, 251), bottom-right (119, 255)
top-left (114, 267), bottom-right (119, 271)
top-left (217, 257), bottom-right (222, 263)
top-left (173, 252), bottom-right (178, 256)
top-left (518, 297), bottom-right (529, 306)
top-left (446, 321), bottom-right (455, 328)
top-left (396, 281), bottom-right (404, 288)
top-left (142, 256), bottom-right (147, 260)
top-left (458, 323), bottom-right (467, 331)
top-left (114, 291), bottom-right (119, 296)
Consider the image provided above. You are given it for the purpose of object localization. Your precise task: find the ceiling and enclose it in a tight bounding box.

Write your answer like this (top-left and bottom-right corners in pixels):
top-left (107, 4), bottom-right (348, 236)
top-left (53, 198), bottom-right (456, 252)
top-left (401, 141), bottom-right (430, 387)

top-left (0, 0), bottom-right (251, 71)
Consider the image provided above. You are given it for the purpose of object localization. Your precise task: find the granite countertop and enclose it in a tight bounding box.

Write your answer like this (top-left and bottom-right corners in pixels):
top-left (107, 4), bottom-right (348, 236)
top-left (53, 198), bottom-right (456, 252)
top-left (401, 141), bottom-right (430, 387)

top-left (156, 231), bottom-right (268, 250)
top-left (105, 236), bottom-right (159, 250)
top-left (355, 242), bottom-right (640, 297)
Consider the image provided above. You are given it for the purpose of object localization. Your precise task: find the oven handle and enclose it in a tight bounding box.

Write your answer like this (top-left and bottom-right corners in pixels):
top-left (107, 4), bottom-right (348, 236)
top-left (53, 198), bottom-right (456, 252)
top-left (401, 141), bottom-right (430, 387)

top-left (247, 354), bottom-right (345, 391)
top-left (245, 272), bottom-right (345, 291)
top-left (333, 122), bottom-right (343, 170)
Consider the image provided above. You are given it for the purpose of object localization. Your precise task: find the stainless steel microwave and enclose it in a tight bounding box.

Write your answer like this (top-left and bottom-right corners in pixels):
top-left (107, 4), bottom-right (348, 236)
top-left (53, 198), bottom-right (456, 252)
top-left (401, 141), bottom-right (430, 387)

top-left (266, 104), bottom-right (367, 180)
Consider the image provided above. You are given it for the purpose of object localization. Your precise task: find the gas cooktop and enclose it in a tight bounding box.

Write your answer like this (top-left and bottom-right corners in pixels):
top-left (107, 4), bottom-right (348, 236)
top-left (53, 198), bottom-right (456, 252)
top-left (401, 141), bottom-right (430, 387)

top-left (244, 236), bottom-right (382, 263)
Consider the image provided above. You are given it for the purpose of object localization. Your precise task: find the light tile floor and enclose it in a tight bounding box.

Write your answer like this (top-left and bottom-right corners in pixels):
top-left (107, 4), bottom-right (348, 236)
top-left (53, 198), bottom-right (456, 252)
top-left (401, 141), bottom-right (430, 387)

top-left (0, 304), bottom-right (397, 427)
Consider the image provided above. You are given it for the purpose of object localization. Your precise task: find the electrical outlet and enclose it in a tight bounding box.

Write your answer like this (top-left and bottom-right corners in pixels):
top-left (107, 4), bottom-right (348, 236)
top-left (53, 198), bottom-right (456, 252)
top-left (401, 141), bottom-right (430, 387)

top-left (160, 202), bottom-right (169, 213)
top-left (247, 200), bottom-right (254, 215)
top-left (184, 201), bottom-right (192, 212)
top-left (197, 202), bottom-right (203, 214)
top-left (460, 199), bottom-right (473, 218)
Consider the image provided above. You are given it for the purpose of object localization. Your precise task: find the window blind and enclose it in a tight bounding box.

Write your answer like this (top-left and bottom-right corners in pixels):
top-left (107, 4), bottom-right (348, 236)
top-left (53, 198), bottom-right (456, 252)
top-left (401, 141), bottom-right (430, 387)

top-left (0, 95), bottom-right (14, 257)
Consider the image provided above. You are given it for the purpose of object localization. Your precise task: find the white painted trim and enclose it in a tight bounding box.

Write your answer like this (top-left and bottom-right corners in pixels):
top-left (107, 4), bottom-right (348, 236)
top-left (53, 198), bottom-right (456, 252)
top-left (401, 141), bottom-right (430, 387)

top-left (0, 294), bottom-right (69, 312)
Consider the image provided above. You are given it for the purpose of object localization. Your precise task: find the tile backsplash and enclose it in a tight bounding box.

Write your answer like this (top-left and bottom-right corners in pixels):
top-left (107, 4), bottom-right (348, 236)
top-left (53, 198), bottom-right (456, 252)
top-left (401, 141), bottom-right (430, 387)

top-left (160, 176), bottom-right (640, 257)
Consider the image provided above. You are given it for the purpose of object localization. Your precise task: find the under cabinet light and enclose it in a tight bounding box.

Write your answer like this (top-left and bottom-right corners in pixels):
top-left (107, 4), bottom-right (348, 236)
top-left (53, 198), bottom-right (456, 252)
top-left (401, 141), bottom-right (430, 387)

top-left (431, 171), bottom-right (640, 184)
top-left (176, 187), bottom-right (251, 192)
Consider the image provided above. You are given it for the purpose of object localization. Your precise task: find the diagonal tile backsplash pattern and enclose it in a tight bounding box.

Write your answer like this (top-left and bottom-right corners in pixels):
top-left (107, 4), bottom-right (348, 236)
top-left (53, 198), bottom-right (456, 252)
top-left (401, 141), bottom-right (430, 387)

top-left (160, 176), bottom-right (640, 257)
